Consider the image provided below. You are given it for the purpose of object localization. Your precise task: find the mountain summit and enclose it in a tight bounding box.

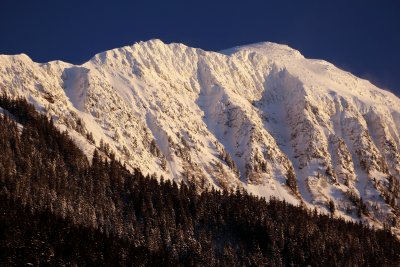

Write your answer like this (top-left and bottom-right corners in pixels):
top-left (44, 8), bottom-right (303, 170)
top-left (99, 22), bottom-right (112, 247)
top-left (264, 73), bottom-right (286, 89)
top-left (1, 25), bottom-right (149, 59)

top-left (1, 39), bottom-right (399, 234)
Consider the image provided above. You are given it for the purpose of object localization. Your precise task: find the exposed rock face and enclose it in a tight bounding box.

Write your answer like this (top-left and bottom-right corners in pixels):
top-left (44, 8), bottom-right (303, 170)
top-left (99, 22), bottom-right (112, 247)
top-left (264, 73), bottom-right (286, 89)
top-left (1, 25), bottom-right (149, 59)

top-left (1, 39), bottom-right (399, 234)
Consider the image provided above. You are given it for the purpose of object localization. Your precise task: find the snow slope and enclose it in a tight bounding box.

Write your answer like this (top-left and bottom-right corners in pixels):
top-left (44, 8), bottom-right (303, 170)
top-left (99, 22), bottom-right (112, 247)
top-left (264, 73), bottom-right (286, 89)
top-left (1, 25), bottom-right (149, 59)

top-left (1, 39), bottom-right (400, 234)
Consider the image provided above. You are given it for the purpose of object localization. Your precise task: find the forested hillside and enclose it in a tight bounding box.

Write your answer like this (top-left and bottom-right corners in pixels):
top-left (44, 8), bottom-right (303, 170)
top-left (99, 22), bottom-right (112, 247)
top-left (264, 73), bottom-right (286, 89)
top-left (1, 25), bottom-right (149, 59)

top-left (1, 95), bottom-right (399, 266)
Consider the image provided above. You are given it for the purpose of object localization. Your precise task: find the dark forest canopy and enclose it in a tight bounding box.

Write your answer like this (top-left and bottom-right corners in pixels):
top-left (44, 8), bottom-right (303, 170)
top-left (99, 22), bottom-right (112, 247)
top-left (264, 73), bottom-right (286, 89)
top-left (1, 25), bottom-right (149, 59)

top-left (1, 94), bottom-right (399, 266)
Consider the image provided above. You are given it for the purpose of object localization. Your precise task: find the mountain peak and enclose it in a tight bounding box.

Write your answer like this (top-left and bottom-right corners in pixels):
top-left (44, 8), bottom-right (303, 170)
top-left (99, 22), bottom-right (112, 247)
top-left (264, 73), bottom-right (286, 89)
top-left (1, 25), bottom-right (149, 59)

top-left (220, 41), bottom-right (304, 59)
top-left (0, 53), bottom-right (32, 63)
top-left (1, 39), bottom-right (400, 235)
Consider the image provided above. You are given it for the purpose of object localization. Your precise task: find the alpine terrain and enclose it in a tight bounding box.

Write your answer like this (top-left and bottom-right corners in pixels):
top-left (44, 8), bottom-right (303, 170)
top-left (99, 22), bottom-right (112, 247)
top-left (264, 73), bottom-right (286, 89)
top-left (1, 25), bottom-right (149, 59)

top-left (1, 39), bottom-right (399, 235)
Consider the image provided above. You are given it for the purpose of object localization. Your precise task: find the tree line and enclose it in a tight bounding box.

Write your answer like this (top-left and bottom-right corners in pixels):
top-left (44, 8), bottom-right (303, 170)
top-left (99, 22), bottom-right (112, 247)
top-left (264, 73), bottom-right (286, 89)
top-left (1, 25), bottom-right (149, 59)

top-left (0, 94), bottom-right (399, 266)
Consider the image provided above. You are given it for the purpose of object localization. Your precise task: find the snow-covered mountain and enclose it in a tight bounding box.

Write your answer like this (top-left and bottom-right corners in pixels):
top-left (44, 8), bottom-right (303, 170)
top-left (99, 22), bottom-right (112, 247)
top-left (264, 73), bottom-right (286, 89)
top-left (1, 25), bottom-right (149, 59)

top-left (1, 39), bottom-right (399, 234)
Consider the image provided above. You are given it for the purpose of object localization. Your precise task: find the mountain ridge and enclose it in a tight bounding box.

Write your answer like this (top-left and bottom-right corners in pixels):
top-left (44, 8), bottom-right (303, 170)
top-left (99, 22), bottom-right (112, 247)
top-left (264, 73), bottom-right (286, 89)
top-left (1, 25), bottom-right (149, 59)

top-left (1, 39), bottom-right (399, 234)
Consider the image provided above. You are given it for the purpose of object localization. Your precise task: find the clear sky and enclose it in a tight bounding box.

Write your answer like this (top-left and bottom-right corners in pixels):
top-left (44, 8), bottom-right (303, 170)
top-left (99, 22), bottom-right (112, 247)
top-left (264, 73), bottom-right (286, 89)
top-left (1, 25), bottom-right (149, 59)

top-left (1, 0), bottom-right (399, 95)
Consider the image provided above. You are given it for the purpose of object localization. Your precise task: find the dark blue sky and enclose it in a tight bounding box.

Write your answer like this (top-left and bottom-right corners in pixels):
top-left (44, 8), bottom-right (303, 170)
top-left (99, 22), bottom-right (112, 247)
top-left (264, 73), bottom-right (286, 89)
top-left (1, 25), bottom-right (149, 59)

top-left (1, 0), bottom-right (399, 95)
